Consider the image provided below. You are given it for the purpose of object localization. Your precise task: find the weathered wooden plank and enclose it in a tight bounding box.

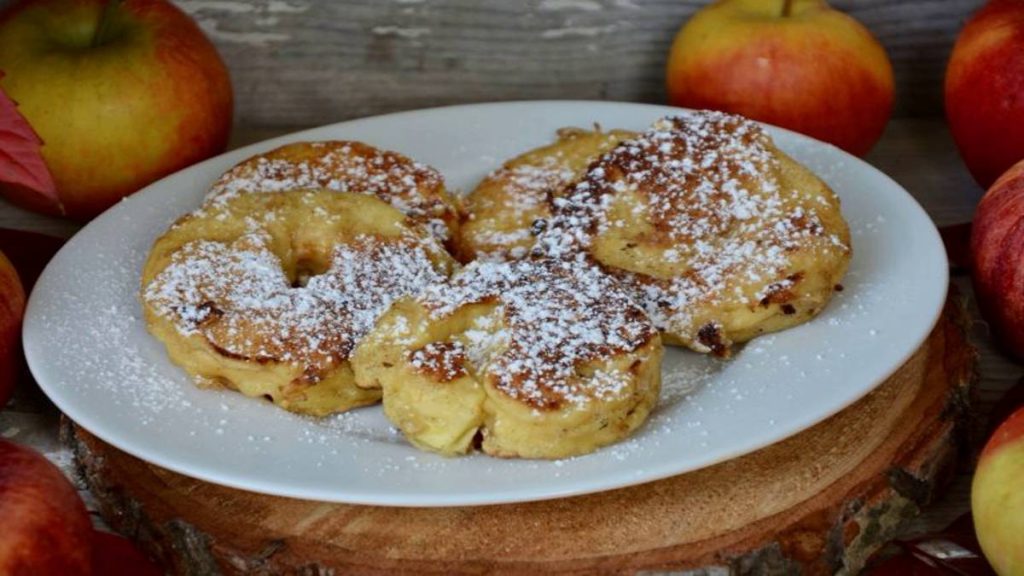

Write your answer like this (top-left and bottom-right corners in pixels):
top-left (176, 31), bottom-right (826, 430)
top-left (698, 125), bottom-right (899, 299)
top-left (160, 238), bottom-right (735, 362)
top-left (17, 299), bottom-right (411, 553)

top-left (864, 118), bottom-right (981, 226)
top-left (162, 0), bottom-right (982, 126)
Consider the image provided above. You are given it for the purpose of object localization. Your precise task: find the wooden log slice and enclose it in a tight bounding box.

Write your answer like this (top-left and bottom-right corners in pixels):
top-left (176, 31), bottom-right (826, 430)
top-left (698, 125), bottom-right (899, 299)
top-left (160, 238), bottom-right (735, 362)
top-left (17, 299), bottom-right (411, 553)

top-left (68, 297), bottom-right (976, 576)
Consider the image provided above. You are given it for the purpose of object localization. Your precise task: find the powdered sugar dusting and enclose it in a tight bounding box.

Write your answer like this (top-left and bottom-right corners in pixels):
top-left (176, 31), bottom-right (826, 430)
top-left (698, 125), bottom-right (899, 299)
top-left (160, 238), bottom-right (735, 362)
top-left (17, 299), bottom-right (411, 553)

top-left (535, 111), bottom-right (850, 352)
top-left (460, 129), bottom-right (629, 261)
top-left (206, 141), bottom-right (455, 240)
top-left (461, 153), bottom-right (575, 261)
top-left (493, 158), bottom-right (576, 214)
top-left (408, 341), bottom-right (468, 382)
top-left (415, 256), bottom-right (657, 409)
top-left (144, 231), bottom-right (446, 373)
top-left (38, 256), bottom-right (191, 426)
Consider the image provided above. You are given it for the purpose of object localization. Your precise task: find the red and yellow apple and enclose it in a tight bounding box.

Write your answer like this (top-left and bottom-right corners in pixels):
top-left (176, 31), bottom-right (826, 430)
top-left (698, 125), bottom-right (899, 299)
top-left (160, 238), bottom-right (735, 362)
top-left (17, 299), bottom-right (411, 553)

top-left (0, 0), bottom-right (233, 220)
top-left (0, 249), bottom-right (24, 409)
top-left (946, 0), bottom-right (1024, 189)
top-left (0, 439), bottom-right (94, 575)
top-left (665, 0), bottom-right (894, 156)
top-left (972, 406), bottom-right (1024, 576)
top-left (971, 158), bottom-right (1024, 360)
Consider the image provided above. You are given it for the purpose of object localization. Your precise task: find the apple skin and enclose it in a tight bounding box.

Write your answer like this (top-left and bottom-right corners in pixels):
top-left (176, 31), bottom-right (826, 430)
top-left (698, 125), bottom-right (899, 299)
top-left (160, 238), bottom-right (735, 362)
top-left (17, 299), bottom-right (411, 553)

top-left (0, 249), bottom-right (25, 409)
top-left (0, 0), bottom-right (233, 220)
top-left (972, 406), bottom-right (1024, 576)
top-left (0, 439), bottom-right (94, 575)
top-left (666, 0), bottom-right (894, 156)
top-left (970, 159), bottom-right (1024, 360)
top-left (946, 0), bottom-right (1024, 189)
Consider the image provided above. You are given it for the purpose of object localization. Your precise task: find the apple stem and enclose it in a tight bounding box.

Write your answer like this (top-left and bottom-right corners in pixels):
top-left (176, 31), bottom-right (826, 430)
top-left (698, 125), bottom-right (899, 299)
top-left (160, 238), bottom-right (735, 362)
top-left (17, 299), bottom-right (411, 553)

top-left (781, 0), bottom-right (794, 17)
top-left (90, 0), bottom-right (121, 48)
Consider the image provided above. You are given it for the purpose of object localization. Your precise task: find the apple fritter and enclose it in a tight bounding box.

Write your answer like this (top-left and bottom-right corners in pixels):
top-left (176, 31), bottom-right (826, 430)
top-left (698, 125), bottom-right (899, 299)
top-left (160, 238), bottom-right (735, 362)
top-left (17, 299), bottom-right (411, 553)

top-left (535, 110), bottom-right (852, 356)
top-left (454, 127), bottom-right (635, 262)
top-left (351, 257), bottom-right (662, 459)
top-left (141, 190), bottom-right (455, 417)
top-left (206, 140), bottom-right (460, 244)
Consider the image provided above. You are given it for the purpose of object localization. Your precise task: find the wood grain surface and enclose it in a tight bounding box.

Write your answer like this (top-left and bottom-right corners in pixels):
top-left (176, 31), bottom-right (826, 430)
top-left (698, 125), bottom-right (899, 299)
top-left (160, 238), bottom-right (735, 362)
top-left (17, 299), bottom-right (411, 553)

top-left (68, 297), bottom-right (975, 575)
top-left (156, 0), bottom-right (982, 127)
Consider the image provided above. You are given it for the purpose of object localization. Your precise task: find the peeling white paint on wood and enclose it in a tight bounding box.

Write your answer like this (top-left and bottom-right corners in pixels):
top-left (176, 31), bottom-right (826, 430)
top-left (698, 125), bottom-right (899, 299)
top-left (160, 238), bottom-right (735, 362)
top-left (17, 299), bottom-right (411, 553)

top-left (178, 0), bottom-right (307, 13)
top-left (538, 0), bottom-right (605, 11)
top-left (371, 25), bottom-right (432, 38)
top-left (177, 0), bottom-right (255, 13)
top-left (267, 1), bottom-right (308, 12)
top-left (178, 0), bottom-right (308, 46)
top-left (180, 0), bottom-right (307, 18)
top-left (195, 18), bottom-right (291, 45)
top-left (540, 24), bottom-right (617, 38)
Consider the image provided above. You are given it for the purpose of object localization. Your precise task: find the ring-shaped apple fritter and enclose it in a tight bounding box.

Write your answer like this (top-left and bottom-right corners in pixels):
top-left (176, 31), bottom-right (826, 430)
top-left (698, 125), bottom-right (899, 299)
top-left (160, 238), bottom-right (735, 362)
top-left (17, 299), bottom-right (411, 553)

top-left (206, 140), bottom-right (460, 244)
top-left (352, 256), bottom-right (662, 459)
top-left (141, 189), bottom-right (455, 416)
top-left (535, 111), bottom-right (852, 356)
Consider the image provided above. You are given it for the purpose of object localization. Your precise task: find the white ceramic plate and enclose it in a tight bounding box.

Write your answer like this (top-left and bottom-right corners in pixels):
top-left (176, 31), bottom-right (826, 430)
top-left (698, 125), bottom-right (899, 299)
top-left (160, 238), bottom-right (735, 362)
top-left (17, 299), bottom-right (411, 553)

top-left (23, 101), bottom-right (947, 507)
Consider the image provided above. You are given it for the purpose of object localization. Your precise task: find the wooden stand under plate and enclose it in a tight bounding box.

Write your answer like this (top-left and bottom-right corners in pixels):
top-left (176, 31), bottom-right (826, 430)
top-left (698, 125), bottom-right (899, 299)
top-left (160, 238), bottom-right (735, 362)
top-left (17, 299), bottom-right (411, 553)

top-left (67, 297), bottom-right (976, 575)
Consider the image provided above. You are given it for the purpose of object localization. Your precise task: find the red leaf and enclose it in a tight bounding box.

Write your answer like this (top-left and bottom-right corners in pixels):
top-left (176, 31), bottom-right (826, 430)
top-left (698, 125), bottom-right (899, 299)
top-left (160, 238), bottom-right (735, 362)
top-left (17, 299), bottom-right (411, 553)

top-left (0, 74), bottom-right (59, 206)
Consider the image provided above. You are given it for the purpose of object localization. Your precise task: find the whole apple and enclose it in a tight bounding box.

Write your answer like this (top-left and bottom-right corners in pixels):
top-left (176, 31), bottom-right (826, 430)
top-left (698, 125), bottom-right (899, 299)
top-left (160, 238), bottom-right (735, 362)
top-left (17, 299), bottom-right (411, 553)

top-left (946, 0), bottom-right (1024, 189)
top-left (665, 0), bottom-right (894, 156)
top-left (0, 0), bottom-right (233, 220)
top-left (972, 406), bottom-right (1024, 576)
top-left (0, 439), bottom-right (94, 575)
top-left (971, 158), bottom-right (1024, 360)
top-left (0, 249), bottom-right (24, 408)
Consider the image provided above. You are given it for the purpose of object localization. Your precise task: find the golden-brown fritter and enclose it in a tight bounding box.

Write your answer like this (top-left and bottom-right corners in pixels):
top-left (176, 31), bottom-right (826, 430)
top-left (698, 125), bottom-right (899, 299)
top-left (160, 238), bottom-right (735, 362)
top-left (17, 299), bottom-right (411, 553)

top-left (454, 128), bottom-right (634, 262)
top-left (141, 190), bottom-right (455, 416)
top-left (206, 140), bottom-right (460, 244)
top-left (535, 111), bottom-right (852, 356)
top-left (351, 257), bottom-right (662, 459)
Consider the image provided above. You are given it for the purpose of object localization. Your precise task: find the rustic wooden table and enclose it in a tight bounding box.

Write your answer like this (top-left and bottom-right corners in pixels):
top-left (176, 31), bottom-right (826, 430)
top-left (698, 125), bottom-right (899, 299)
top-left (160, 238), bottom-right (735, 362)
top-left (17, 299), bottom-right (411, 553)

top-left (0, 116), bottom-right (1016, 542)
